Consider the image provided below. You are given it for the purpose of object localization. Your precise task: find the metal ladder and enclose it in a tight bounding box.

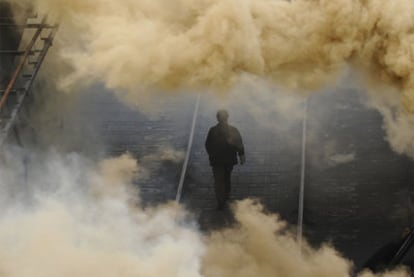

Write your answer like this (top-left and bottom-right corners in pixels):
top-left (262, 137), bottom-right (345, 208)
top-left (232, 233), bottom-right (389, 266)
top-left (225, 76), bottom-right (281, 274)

top-left (0, 14), bottom-right (58, 147)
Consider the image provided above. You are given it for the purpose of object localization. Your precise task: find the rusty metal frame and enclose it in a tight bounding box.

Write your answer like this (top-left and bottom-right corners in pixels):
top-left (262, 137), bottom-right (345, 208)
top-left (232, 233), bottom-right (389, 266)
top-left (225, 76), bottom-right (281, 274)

top-left (0, 21), bottom-right (58, 147)
top-left (0, 16), bottom-right (46, 111)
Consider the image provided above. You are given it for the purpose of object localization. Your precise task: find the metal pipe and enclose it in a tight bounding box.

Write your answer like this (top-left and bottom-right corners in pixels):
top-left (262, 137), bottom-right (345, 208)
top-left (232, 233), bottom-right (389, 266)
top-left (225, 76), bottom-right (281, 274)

top-left (390, 229), bottom-right (414, 266)
top-left (0, 17), bottom-right (46, 111)
top-left (176, 94), bottom-right (201, 203)
top-left (297, 97), bottom-right (308, 245)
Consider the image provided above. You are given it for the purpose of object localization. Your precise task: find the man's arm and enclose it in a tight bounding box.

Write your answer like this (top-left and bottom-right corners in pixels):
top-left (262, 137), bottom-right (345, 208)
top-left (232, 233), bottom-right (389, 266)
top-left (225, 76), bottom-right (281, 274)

top-left (235, 128), bottom-right (245, 164)
top-left (205, 128), bottom-right (213, 156)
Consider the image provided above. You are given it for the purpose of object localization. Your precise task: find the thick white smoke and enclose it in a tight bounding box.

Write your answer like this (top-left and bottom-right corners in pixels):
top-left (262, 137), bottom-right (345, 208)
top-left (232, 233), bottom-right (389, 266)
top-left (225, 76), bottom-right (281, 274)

top-left (0, 150), bottom-right (204, 276)
top-left (0, 148), bottom-right (409, 277)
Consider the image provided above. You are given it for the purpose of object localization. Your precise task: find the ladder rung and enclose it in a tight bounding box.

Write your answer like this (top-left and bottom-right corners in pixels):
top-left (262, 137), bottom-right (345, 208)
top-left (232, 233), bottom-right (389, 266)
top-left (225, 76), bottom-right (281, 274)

top-left (28, 61), bottom-right (38, 65)
top-left (29, 23), bottom-right (56, 29)
top-left (22, 74), bottom-right (33, 78)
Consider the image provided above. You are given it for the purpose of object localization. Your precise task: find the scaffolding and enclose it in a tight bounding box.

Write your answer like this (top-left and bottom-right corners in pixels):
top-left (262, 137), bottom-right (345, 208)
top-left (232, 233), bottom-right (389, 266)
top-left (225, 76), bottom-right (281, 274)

top-left (0, 14), bottom-right (57, 147)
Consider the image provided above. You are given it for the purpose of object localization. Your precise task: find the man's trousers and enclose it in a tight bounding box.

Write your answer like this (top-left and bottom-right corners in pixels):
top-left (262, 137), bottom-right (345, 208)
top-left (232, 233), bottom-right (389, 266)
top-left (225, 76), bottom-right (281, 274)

top-left (212, 165), bottom-right (233, 207)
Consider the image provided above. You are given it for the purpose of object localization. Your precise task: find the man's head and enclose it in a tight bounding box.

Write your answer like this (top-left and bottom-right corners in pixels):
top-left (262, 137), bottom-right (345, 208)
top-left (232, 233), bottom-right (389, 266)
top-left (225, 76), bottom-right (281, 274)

top-left (216, 109), bottom-right (229, 123)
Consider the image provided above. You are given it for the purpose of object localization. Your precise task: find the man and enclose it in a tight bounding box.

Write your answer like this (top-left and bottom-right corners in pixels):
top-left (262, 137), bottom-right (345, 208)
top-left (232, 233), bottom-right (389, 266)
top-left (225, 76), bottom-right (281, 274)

top-left (205, 110), bottom-right (245, 210)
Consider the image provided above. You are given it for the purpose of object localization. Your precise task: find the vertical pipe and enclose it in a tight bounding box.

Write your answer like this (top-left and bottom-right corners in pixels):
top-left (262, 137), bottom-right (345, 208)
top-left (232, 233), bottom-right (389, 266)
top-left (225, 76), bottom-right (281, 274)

top-left (175, 94), bottom-right (201, 203)
top-left (297, 97), bottom-right (308, 246)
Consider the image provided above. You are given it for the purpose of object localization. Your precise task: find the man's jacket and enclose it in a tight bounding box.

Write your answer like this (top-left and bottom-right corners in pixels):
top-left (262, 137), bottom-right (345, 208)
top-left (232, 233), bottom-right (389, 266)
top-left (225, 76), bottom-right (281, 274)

top-left (205, 123), bottom-right (244, 166)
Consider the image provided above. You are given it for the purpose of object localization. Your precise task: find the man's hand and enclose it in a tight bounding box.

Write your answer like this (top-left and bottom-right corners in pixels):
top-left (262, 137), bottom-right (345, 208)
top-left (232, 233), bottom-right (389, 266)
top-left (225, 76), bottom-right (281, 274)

top-left (239, 155), bottom-right (245, 165)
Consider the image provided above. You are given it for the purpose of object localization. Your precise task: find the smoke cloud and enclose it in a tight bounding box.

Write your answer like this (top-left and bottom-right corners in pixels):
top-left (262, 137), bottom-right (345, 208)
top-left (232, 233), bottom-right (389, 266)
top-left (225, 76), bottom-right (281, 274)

top-left (0, 148), bottom-right (409, 277)
top-left (7, 0), bottom-right (414, 157)
top-left (203, 199), bottom-right (353, 277)
top-left (13, 0), bottom-right (413, 104)
top-left (3, 1), bottom-right (414, 275)
top-left (0, 149), bottom-right (204, 277)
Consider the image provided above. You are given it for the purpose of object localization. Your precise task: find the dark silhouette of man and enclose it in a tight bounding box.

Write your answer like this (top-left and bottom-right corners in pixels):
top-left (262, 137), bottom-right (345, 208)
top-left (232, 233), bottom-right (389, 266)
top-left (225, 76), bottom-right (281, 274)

top-left (205, 110), bottom-right (245, 210)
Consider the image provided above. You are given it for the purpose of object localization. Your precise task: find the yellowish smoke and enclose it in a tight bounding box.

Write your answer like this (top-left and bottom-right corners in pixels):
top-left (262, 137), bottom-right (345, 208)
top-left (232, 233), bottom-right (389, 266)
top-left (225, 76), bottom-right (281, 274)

top-left (11, 0), bottom-right (413, 109)
top-left (3, 1), bottom-right (414, 274)
top-left (9, 0), bottom-right (414, 156)
top-left (0, 151), bottom-right (408, 277)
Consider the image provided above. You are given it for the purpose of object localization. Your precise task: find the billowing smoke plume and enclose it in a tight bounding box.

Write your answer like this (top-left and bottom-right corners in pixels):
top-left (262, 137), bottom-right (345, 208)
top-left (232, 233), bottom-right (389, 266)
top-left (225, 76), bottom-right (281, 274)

top-left (8, 0), bottom-right (414, 157)
top-left (0, 149), bottom-right (409, 277)
top-left (0, 149), bottom-right (204, 276)
top-left (12, 0), bottom-right (413, 104)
